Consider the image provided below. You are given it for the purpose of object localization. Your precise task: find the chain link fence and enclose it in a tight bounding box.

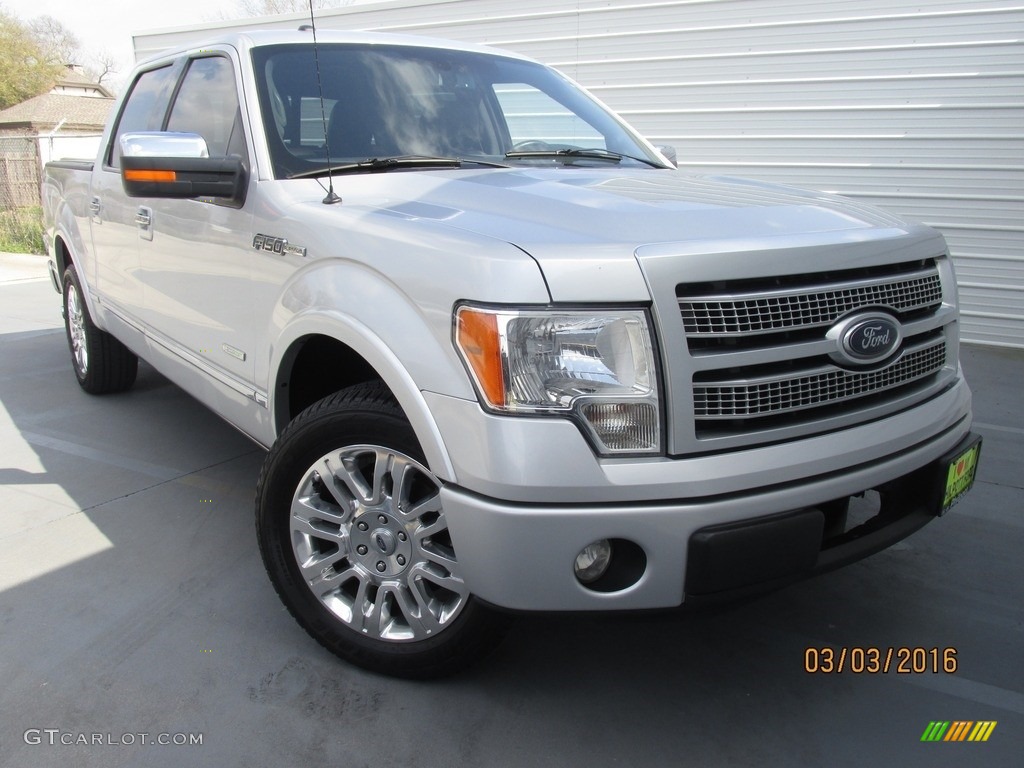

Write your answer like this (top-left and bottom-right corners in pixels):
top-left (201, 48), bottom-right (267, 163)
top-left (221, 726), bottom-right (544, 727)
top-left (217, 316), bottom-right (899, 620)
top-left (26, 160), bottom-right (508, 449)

top-left (1, 132), bottom-right (102, 253)
top-left (0, 135), bottom-right (45, 253)
top-left (0, 135), bottom-right (42, 210)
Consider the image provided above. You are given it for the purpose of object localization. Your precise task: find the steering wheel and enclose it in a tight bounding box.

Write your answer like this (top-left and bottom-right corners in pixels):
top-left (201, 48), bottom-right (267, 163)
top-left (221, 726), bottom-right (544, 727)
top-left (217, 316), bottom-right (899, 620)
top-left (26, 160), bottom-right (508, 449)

top-left (509, 140), bottom-right (555, 152)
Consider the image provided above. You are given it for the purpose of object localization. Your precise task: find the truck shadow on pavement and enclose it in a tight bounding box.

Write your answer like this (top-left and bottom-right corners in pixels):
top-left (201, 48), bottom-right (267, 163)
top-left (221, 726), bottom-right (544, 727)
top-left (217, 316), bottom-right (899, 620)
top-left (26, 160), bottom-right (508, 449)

top-left (1, 325), bottom-right (1022, 768)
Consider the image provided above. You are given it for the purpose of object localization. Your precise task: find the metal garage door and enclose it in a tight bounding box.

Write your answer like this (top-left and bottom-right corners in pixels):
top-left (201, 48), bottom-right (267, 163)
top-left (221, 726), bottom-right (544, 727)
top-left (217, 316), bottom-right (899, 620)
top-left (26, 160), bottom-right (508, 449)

top-left (136, 0), bottom-right (1024, 347)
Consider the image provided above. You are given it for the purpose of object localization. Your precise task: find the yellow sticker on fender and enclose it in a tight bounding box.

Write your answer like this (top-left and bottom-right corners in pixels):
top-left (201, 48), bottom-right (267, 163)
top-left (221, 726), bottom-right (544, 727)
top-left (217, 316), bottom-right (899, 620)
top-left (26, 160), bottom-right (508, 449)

top-left (942, 444), bottom-right (980, 512)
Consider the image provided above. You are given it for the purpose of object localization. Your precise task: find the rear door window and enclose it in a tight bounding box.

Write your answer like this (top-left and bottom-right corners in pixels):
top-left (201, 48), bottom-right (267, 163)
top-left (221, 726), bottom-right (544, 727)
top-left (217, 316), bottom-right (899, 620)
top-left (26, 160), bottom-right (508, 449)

top-left (108, 64), bottom-right (177, 168)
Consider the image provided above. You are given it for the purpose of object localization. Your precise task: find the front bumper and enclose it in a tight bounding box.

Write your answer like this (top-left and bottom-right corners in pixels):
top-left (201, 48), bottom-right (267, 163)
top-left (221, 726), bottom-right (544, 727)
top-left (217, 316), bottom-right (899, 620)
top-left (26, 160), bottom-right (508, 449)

top-left (684, 431), bottom-right (980, 602)
top-left (441, 422), bottom-right (978, 611)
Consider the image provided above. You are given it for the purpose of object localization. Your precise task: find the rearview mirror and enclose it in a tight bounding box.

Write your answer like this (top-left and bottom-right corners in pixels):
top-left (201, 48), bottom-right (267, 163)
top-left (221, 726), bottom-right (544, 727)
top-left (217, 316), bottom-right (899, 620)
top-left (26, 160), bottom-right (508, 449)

top-left (120, 132), bottom-right (246, 205)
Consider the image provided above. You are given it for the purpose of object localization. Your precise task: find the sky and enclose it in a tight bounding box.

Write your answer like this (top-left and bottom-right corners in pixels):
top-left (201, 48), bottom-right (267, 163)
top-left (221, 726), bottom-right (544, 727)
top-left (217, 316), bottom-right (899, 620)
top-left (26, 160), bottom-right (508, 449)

top-left (3, 0), bottom-right (265, 89)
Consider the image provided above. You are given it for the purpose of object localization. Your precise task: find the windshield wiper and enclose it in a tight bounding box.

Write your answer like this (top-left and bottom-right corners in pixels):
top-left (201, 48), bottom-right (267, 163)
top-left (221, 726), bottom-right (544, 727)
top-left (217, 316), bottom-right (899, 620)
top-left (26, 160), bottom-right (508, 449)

top-left (504, 147), bottom-right (663, 168)
top-left (289, 155), bottom-right (508, 179)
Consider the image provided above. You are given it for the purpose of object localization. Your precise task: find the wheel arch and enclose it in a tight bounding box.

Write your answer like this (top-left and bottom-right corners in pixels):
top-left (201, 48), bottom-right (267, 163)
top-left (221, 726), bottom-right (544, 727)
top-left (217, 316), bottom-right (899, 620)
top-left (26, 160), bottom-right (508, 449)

top-left (270, 319), bottom-right (458, 483)
top-left (53, 235), bottom-right (73, 277)
top-left (53, 235), bottom-right (102, 325)
top-left (49, 193), bottom-right (91, 277)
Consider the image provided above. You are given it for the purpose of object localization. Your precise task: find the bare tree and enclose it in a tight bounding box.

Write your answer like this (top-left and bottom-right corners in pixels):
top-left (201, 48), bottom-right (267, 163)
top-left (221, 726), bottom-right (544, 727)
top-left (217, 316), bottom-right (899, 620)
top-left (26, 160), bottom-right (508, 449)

top-left (29, 15), bottom-right (82, 67)
top-left (87, 51), bottom-right (119, 89)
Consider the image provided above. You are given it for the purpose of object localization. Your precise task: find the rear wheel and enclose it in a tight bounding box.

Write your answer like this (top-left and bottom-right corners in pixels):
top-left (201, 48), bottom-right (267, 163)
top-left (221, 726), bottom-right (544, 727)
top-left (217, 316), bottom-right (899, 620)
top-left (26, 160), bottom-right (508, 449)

top-left (62, 264), bottom-right (137, 394)
top-left (256, 382), bottom-right (508, 678)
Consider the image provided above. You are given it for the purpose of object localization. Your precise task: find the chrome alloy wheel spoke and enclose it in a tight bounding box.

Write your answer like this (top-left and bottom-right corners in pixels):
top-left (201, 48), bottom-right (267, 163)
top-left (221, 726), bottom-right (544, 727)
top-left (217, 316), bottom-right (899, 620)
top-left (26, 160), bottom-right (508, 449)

top-left (66, 284), bottom-right (88, 374)
top-left (289, 445), bottom-right (467, 643)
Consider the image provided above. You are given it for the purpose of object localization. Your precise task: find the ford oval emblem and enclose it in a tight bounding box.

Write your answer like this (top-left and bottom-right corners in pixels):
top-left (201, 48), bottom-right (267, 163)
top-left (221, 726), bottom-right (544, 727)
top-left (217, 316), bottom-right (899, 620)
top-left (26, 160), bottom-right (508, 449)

top-left (828, 312), bottom-right (902, 367)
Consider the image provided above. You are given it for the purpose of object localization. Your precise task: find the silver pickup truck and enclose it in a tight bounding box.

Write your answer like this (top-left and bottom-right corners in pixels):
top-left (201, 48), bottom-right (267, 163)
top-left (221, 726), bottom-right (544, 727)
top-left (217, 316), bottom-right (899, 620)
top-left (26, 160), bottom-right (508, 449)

top-left (43, 29), bottom-right (981, 678)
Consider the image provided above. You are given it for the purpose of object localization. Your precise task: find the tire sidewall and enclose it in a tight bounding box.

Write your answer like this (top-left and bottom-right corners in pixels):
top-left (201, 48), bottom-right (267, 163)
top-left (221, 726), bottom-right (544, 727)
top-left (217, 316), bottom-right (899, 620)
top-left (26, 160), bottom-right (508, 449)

top-left (62, 265), bottom-right (90, 386)
top-left (60, 263), bottom-right (137, 394)
top-left (256, 387), bottom-right (501, 676)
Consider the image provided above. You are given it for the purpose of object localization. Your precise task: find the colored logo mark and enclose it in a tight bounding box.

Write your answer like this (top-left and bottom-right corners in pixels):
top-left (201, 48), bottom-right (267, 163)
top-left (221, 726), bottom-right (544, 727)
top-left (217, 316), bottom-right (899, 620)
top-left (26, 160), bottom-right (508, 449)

top-left (942, 443), bottom-right (980, 510)
top-left (921, 721), bottom-right (997, 742)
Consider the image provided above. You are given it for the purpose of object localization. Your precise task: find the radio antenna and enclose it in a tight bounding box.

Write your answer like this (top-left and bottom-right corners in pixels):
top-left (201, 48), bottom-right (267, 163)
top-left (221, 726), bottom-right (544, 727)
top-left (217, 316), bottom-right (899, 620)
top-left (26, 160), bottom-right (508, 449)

top-left (308, 1), bottom-right (341, 204)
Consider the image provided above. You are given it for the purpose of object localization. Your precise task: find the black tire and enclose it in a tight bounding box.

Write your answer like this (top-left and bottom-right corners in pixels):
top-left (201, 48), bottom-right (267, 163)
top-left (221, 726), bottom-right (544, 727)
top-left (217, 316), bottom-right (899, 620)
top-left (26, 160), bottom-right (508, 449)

top-left (62, 264), bottom-right (138, 394)
top-left (256, 382), bottom-right (509, 678)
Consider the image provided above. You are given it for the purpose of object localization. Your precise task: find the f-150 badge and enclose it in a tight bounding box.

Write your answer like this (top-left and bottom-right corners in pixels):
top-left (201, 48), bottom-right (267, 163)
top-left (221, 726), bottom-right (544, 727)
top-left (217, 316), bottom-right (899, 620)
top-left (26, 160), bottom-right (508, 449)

top-left (252, 234), bottom-right (307, 258)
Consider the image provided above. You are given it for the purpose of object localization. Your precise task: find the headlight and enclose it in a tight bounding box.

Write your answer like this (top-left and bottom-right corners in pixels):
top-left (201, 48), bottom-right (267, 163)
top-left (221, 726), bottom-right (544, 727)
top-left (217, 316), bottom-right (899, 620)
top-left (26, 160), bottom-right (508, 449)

top-left (454, 306), bottom-right (661, 455)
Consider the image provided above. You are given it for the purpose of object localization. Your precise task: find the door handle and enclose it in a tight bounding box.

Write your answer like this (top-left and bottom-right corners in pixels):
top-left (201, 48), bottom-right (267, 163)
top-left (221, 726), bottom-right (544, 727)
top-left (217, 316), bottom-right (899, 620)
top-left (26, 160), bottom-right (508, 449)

top-left (89, 197), bottom-right (101, 215)
top-left (135, 206), bottom-right (154, 241)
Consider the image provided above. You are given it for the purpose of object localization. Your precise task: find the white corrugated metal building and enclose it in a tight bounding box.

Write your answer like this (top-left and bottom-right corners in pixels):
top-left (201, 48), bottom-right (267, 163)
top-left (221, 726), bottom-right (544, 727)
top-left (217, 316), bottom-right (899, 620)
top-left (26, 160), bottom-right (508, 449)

top-left (135, 0), bottom-right (1024, 348)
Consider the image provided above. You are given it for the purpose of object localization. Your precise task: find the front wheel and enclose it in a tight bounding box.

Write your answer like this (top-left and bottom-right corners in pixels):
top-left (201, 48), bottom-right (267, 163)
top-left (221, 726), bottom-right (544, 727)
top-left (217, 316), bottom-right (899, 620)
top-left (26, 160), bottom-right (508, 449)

top-left (256, 383), bottom-right (508, 678)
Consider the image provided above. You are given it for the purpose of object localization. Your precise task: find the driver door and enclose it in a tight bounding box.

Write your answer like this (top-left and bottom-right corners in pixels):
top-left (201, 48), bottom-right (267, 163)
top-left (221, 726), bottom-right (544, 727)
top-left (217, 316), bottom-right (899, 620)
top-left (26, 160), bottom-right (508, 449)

top-left (134, 53), bottom-right (256, 388)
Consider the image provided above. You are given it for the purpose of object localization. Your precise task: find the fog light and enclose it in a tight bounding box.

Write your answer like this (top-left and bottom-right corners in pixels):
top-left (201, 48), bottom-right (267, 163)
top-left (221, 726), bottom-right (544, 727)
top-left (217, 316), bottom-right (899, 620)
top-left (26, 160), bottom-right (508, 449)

top-left (574, 539), bottom-right (613, 584)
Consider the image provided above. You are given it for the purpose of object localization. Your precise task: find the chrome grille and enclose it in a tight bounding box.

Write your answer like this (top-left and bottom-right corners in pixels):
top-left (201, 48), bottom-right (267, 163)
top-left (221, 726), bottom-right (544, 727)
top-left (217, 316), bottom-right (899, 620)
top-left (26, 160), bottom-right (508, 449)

top-left (661, 255), bottom-right (954, 453)
top-left (679, 266), bottom-right (941, 338)
top-left (694, 340), bottom-right (946, 420)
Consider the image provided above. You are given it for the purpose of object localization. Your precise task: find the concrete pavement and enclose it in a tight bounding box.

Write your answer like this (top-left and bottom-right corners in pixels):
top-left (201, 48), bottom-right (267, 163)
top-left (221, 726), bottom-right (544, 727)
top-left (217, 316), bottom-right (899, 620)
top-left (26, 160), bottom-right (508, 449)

top-left (1, 253), bottom-right (1021, 767)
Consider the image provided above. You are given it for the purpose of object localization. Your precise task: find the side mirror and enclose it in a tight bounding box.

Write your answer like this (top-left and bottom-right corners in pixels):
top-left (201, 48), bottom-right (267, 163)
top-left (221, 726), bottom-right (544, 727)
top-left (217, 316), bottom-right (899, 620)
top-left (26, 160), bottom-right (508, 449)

top-left (655, 145), bottom-right (678, 168)
top-left (120, 132), bottom-right (246, 205)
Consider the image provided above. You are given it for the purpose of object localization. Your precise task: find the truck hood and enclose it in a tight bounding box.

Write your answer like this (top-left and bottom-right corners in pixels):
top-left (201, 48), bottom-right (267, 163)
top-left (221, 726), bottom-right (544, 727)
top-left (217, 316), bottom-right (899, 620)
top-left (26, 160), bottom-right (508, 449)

top-left (376, 166), bottom-right (905, 238)
top-left (323, 167), bottom-right (931, 301)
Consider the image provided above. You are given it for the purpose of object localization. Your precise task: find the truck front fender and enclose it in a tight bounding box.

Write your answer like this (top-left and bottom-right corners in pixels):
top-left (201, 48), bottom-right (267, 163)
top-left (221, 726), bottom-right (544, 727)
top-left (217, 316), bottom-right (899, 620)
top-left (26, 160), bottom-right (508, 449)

top-left (268, 305), bottom-right (463, 484)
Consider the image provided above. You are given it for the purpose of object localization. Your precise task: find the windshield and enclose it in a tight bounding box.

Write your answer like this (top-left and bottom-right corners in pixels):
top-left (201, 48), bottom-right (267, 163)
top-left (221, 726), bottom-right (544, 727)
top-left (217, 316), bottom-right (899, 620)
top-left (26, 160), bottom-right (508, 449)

top-left (251, 43), bottom-right (665, 179)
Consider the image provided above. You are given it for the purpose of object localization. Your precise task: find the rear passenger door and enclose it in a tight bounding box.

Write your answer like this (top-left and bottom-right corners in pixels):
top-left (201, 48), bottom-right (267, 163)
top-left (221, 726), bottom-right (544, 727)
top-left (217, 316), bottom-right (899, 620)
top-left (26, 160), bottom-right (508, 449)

top-left (91, 62), bottom-right (179, 323)
top-left (135, 52), bottom-right (257, 389)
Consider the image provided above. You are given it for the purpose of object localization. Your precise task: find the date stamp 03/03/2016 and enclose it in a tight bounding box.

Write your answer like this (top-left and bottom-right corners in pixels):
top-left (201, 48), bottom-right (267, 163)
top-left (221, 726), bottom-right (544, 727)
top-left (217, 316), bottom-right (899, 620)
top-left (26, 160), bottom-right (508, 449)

top-left (803, 646), bottom-right (958, 674)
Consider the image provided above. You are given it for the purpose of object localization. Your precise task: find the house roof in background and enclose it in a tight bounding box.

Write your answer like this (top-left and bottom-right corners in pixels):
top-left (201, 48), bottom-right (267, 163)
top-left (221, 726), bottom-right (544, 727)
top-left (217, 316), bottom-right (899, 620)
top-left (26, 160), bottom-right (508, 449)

top-left (53, 67), bottom-right (115, 99)
top-left (0, 93), bottom-right (114, 132)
